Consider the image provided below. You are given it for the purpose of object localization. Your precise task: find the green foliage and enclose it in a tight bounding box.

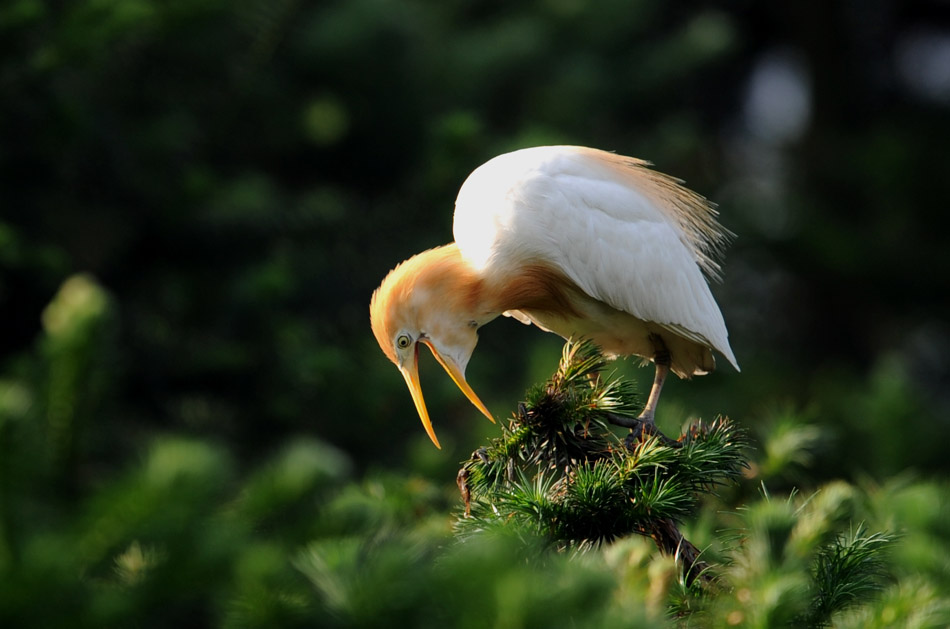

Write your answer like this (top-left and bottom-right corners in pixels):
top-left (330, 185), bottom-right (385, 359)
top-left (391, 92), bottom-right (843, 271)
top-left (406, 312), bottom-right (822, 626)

top-left (712, 488), bottom-right (899, 628)
top-left (458, 340), bottom-right (748, 554)
top-left (751, 404), bottom-right (825, 484)
top-left (0, 307), bottom-right (947, 626)
top-left (39, 274), bottom-right (115, 477)
top-left (808, 524), bottom-right (893, 623)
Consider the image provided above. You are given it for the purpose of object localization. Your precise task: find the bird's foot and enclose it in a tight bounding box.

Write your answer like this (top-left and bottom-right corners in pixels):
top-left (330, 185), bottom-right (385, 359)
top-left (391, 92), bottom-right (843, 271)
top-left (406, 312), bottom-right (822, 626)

top-left (607, 412), bottom-right (682, 449)
top-left (626, 420), bottom-right (682, 449)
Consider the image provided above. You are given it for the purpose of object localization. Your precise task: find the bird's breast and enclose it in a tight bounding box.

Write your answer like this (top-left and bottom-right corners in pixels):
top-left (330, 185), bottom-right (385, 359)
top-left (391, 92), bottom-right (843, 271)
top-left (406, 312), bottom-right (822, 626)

top-left (511, 291), bottom-right (654, 357)
top-left (507, 286), bottom-right (716, 377)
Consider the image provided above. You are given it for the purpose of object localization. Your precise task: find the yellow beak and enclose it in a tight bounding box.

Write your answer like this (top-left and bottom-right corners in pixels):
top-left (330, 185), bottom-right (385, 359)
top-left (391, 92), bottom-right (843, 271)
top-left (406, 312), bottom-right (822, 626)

top-left (399, 340), bottom-right (495, 449)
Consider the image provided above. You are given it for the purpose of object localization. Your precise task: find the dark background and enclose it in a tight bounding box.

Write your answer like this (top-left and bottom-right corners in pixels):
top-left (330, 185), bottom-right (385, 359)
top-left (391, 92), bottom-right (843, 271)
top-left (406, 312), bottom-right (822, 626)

top-left (3, 0), bottom-right (949, 488)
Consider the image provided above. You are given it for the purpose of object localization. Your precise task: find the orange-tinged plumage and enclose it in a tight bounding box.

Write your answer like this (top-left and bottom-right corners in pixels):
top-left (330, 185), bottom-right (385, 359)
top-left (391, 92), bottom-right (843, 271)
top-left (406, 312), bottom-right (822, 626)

top-left (370, 245), bottom-right (480, 365)
top-left (370, 146), bottom-right (739, 449)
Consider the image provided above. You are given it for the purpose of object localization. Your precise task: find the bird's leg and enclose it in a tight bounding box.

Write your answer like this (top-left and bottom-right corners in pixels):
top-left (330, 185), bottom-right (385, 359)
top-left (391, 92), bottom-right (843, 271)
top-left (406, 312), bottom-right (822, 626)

top-left (638, 358), bottom-right (670, 424)
top-left (619, 335), bottom-right (681, 448)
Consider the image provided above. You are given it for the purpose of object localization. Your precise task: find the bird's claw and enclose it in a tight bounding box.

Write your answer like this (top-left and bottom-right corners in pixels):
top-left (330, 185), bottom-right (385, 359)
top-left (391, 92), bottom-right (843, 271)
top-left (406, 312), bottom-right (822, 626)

top-left (605, 412), bottom-right (681, 448)
top-left (620, 417), bottom-right (683, 450)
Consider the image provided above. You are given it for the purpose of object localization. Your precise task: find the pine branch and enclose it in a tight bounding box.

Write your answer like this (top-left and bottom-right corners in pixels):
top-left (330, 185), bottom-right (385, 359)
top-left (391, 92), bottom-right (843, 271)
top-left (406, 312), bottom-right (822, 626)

top-left (804, 524), bottom-right (894, 626)
top-left (456, 338), bottom-right (749, 587)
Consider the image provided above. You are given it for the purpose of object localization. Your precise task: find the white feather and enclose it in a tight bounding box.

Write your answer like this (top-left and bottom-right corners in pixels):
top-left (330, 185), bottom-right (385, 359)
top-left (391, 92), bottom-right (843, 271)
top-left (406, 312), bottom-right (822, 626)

top-left (453, 145), bottom-right (739, 375)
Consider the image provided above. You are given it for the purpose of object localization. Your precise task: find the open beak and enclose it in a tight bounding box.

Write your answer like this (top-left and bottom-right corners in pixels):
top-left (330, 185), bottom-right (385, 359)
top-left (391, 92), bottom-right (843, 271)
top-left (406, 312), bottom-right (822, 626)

top-left (398, 340), bottom-right (495, 449)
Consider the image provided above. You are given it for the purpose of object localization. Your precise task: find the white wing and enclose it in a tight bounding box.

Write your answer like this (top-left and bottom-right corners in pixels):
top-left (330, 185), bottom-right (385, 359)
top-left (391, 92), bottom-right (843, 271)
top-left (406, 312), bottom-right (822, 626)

top-left (453, 145), bottom-right (739, 371)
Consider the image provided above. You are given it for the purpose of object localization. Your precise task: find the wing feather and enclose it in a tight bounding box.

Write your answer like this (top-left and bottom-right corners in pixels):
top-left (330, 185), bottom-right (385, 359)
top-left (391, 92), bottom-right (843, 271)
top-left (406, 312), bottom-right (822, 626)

top-left (454, 146), bottom-right (738, 370)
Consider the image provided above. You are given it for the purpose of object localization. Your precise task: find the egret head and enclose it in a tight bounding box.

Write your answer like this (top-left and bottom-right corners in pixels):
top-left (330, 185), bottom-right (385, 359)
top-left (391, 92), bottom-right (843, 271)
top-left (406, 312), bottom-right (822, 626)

top-left (370, 245), bottom-right (494, 448)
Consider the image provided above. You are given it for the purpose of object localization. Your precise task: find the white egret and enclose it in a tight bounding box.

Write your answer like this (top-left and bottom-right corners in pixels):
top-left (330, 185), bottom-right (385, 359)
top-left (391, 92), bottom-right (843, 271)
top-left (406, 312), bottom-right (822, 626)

top-left (370, 145), bottom-right (738, 448)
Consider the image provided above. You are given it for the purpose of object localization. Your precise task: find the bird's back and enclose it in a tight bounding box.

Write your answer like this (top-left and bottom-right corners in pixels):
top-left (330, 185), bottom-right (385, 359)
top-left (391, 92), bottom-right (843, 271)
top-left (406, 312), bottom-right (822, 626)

top-left (453, 145), bottom-right (739, 376)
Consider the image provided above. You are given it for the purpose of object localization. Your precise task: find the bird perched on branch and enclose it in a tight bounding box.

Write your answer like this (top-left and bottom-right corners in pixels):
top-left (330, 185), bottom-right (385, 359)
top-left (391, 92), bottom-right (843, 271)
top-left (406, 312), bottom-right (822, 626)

top-left (370, 145), bottom-right (739, 449)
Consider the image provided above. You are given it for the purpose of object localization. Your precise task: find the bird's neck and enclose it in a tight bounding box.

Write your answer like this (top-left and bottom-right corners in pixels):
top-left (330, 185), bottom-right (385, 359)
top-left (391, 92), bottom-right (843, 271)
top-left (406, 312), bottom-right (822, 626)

top-left (461, 261), bottom-right (584, 328)
top-left (486, 263), bottom-right (582, 320)
top-left (414, 244), bottom-right (582, 328)
top-left (407, 244), bottom-right (497, 327)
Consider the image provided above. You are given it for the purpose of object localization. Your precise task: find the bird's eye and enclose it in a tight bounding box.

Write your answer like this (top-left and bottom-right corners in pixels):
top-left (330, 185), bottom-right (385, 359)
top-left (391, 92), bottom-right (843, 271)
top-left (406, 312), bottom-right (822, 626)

top-left (396, 334), bottom-right (411, 349)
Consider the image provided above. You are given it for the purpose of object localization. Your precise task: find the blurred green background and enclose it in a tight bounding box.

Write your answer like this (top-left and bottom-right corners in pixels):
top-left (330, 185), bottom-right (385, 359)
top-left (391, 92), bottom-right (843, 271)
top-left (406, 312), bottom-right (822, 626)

top-left (2, 0), bottom-right (950, 626)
